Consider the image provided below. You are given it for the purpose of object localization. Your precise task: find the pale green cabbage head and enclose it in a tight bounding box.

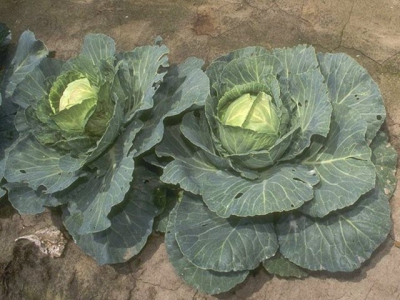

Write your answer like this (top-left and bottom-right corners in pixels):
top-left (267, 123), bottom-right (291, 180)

top-left (221, 91), bottom-right (279, 135)
top-left (58, 78), bottom-right (98, 111)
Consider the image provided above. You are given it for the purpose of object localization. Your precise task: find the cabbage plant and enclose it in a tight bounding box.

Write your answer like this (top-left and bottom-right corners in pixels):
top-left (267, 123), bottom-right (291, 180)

top-left (156, 45), bottom-right (398, 294)
top-left (3, 31), bottom-right (208, 264)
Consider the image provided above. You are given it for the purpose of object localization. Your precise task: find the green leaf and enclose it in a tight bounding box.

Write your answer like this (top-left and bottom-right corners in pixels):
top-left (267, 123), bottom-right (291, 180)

top-left (153, 194), bottom-right (178, 233)
top-left (317, 52), bottom-right (386, 141)
top-left (158, 126), bottom-right (319, 217)
top-left (218, 54), bottom-right (281, 97)
top-left (216, 121), bottom-right (278, 154)
top-left (80, 34), bottom-right (116, 69)
top-left (51, 96), bottom-right (97, 133)
top-left (12, 58), bottom-right (62, 110)
top-left (18, 104), bottom-right (61, 147)
top-left (226, 125), bottom-right (298, 169)
top-left (166, 200), bottom-right (249, 294)
top-left (184, 110), bottom-right (267, 180)
top-left (263, 254), bottom-right (308, 278)
top-left (370, 131), bottom-right (398, 199)
top-left (181, 111), bottom-right (219, 156)
top-left (5, 182), bottom-right (55, 214)
top-left (273, 45), bottom-right (319, 113)
top-left (200, 163), bottom-right (319, 218)
top-left (206, 47), bottom-right (269, 97)
top-left (4, 134), bottom-right (81, 194)
top-left (300, 103), bottom-right (376, 218)
top-left (63, 120), bottom-right (141, 234)
top-left (181, 111), bottom-right (261, 180)
top-left (117, 44), bottom-right (169, 122)
top-left (62, 55), bottom-right (103, 85)
top-left (84, 83), bottom-right (114, 137)
top-left (277, 187), bottom-right (391, 272)
top-left (174, 192), bottom-right (278, 272)
top-left (181, 111), bottom-right (258, 179)
top-left (273, 45), bottom-right (319, 78)
top-left (5, 31), bottom-right (48, 98)
top-left (63, 166), bottom-right (163, 264)
top-left (180, 111), bottom-right (234, 171)
top-left (132, 57), bottom-right (209, 156)
top-left (281, 69), bottom-right (332, 160)
top-left (83, 93), bottom-right (125, 163)
top-left (157, 126), bottom-right (217, 195)
top-left (0, 108), bottom-right (17, 182)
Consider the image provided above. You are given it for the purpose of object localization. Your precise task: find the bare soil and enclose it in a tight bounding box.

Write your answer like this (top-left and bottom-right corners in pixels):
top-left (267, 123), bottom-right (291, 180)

top-left (1, 0), bottom-right (399, 299)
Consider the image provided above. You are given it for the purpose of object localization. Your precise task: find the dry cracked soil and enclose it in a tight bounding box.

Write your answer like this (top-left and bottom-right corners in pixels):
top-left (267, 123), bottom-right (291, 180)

top-left (0, 0), bottom-right (400, 299)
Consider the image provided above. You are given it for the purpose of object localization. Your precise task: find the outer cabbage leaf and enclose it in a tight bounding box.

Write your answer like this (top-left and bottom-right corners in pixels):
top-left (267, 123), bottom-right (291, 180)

top-left (217, 54), bottom-right (281, 96)
top-left (4, 182), bottom-right (60, 214)
top-left (132, 57), bottom-right (209, 157)
top-left (263, 254), bottom-right (308, 278)
top-left (206, 46), bottom-right (269, 99)
top-left (157, 125), bottom-right (217, 195)
top-left (277, 188), bottom-right (391, 272)
top-left (80, 34), bottom-right (116, 69)
top-left (117, 44), bottom-right (169, 123)
top-left (12, 57), bottom-right (63, 110)
top-left (61, 120), bottom-right (140, 235)
top-left (4, 31), bottom-right (48, 99)
top-left (273, 45), bottom-right (319, 79)
top-left (277, 129), bottom-right (396, 272)
top-left (317, 52), bottom-right (386, 141)
top-left (279, 69), bottom-right (332, 160)
top-left (299, 103), bottom-right (376, 218)
top-left (153, 193), bottom-right (177, 233)
top-left (174, 192), bottom-right (278, 272)
top-left (166, 198), bottom-right (249, 294)
top-left (272, 45), bottom-right (332, 160)
top-left (1, 30), bottom-right (46, 198)
top-left (180, 111), bottom-right (219, 156)
top-left (5, 134), bottom-right (82, 195)
top-left (63, 166), bottom-right (163, 264)
top-left (157, 125), bottom-right (319, 217)
top-left (180, 111), bottom-right (264, 181)
top-left (199, 163), bottom-right (318, 218)
top-left (82, 92), bottom-right (125, 163)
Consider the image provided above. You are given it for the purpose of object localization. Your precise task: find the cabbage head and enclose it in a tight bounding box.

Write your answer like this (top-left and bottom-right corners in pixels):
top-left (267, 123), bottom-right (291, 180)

top-left (3, 31), bottom-right (208, 264)
top-left (156, 45), bottom-right (398, 294)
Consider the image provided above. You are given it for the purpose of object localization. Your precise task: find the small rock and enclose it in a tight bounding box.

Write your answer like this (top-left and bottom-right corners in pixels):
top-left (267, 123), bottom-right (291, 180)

top-left (15, 225), bottom-right (67, 258)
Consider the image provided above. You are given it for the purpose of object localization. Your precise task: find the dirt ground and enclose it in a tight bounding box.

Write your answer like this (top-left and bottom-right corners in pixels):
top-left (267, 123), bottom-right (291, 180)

top-left (1, 0), bottom-right (400, 299)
